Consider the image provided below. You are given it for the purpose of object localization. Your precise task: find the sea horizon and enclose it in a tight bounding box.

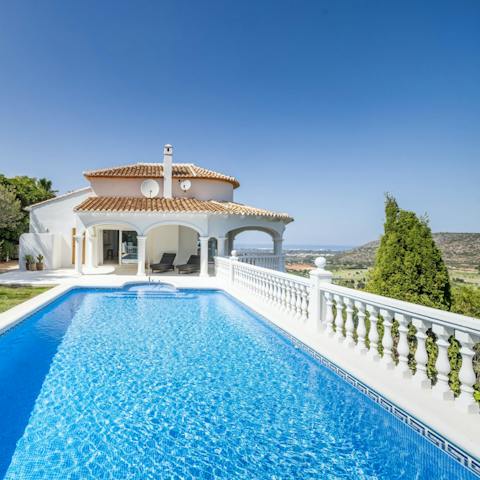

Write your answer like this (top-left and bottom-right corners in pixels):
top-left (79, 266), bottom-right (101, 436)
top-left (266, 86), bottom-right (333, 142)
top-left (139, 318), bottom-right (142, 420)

top-left (235, 243), bottom-right (354, 252)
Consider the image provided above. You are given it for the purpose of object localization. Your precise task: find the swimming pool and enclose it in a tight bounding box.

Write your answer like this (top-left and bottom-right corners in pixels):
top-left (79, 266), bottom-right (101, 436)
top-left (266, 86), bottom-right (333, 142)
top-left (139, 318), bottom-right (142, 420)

top-left (0, 284), bottom-right (477, 479)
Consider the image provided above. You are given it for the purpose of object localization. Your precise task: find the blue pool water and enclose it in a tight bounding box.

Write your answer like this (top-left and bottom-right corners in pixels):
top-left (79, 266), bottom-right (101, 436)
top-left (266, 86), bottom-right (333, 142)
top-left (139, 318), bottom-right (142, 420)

top-left (0, 284), bottom-right (477, 479)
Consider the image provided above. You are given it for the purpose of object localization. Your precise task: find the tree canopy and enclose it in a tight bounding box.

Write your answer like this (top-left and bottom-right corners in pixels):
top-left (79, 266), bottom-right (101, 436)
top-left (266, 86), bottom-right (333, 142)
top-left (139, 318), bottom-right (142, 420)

top-left (0, 185), bottom-right (22, 230)
top-left (0, 174), bottom-right (56, 260)
top-left (366, 195), bottom-right (452, 310)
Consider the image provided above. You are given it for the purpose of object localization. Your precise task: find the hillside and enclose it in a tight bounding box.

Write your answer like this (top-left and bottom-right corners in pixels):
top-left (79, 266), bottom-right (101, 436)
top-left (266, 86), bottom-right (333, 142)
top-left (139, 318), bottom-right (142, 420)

top-left (330, 233), bottom-right (480, 270)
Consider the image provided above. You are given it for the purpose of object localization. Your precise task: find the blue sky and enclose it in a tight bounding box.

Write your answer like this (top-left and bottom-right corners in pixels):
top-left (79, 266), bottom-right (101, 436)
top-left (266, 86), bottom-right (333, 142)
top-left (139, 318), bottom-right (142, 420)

top-left (0, 0), bottom-right (479, 246)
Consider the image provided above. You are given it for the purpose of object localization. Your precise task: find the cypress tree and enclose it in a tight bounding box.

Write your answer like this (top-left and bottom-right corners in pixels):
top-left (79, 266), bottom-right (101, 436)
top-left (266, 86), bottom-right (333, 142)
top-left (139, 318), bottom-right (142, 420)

top-left (366, 195), bottom-right (452, 310)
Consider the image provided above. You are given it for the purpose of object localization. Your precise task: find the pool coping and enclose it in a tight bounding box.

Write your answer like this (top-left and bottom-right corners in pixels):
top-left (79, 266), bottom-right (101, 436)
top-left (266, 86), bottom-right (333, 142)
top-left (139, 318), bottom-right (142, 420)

top-left (0, 277), bottom-right (479, 478)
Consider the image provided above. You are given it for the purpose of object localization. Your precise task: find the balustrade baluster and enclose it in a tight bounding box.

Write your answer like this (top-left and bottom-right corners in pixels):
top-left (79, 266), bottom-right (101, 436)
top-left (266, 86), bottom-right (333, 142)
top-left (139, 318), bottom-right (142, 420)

top-left (273, 277), bottom-right (279, 305)
top-left (300, 284), bottom-right (308, 322)
top-left (287, 281), bottom-right (296, 316)
top-left (366, 305), bottom-right (380, 361)
top-left (284, 280), bottom-right (292, 314)
top-left (411, 318), bottom-right (431, 389)
top-left (263, 273), bottom-right (269, 300)
top-left (355, 301), bottom-right (367, 354)
top-left (263, 273), bottom-right (270, 303)
top-left (379, 309), bottom-right (395, 369)
top-left (395, 313), bottom-right (412, 377)
top-left (431, 325), bottom-right (454, 401)
top-left (455, 331), bottom-right (479, 413)
top-left (289, 282), bottom-right (297, 318)
top-left (295, 283), bottom-right (303, 320)
top-left (324, 292), bottom-right (335, 335)
top-left (334, 295), bottom-right (344, 341)
top-left (278, 278), bottom-right (285, 310)
top-left (274, 277), bottom-right (280, 306)
top-left (287, 281), bottom-right (295, 315)
top-left (344, 298), bottom-right (355, 347)
top-left (271, 277), bottom-right (278, 306)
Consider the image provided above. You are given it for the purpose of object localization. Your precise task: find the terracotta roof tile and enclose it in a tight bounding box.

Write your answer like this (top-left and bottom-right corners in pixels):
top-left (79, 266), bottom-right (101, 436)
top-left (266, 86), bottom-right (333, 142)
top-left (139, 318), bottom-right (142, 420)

top-left (83, 163), bottom-right (240, 188)
top-left (74, 197), bottom-right (292, 222)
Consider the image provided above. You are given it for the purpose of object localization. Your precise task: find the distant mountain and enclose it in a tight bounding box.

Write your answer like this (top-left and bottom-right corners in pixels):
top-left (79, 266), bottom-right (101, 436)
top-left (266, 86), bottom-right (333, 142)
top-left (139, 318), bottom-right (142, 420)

top-left (330, 233), bottom-right (480, 269)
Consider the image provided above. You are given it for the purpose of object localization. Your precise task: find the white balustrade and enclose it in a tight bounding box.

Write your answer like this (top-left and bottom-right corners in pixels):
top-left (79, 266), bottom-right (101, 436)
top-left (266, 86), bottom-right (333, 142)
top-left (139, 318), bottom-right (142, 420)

top-left (234, 253), bottom-right (285, 271)
top-left (214, 255), bottom-right (480, 414)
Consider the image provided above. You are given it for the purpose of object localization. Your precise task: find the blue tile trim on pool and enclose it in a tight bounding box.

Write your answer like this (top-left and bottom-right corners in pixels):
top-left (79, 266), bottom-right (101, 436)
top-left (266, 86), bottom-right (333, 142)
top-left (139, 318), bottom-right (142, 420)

top-left (218, 290), bottom-right (480, 478)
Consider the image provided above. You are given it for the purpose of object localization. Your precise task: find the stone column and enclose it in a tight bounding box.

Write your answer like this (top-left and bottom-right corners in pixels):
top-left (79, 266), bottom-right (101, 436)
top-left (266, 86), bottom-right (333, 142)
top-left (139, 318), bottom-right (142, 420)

top-left (199, 236), bottom-right (209, 277)
top-left (86, 229), bottom-right (96, 270)
top-left (273, 237), bottom-right (283, 255)
top-left (74, 234), bottom-right (83, 274)
top-left (217, 236), bottom-right (227, 257)
top-left (274, 237), bottom-right (284, 271)
top-left (227, 233), bottom-right (234, 256)
top-left (137, 235), bottom-right (147, 276)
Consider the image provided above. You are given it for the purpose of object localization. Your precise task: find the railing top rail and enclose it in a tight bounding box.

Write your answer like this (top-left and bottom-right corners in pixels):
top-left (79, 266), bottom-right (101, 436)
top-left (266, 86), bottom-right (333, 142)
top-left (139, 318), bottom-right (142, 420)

top-left (217, 256), bottom-right (310, 286)
top-left (319, 282), bottom-right (480, 334)
top-left (214, 257), bottom-right (230, 263)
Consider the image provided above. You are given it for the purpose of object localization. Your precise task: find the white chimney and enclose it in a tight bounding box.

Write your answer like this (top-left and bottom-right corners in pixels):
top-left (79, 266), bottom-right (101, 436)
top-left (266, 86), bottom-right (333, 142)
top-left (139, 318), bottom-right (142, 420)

top-left (163, 144), bottom-right (173, 198)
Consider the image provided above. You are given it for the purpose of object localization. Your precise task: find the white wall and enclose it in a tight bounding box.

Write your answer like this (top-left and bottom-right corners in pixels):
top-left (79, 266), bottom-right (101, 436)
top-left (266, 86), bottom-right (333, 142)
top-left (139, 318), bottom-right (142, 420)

top-left (89, 177), bottom-right (233, 201)
top-left (19, 233), bottom-right (62, 270)
top-left (178, 226), bottom-right (198, 264)
top-left (172, 179), bottom-right (233, 201)
top-left (89, 178), bottom-right (165, 197)
top-left (28, 188), bottom-right (92, 268)
top-left (145, 225), bottom-right (198, 266)
top-left (146, 225), bottom-right (179, 265)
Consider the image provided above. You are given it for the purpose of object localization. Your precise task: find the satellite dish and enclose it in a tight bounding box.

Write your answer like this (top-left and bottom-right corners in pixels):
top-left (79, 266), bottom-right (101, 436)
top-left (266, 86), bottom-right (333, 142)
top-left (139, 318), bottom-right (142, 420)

top-left (180, 179), bottom-right (192, 192)
top-left (141, 179), bottom-right (160, 198)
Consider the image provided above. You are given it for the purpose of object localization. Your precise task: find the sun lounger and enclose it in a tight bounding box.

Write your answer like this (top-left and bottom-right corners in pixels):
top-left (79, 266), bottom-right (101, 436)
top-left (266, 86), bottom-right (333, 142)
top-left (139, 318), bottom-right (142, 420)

top-left (176, 255), bottom-right (200, 274)
top-left (150, 253), bottom-right (176, 273)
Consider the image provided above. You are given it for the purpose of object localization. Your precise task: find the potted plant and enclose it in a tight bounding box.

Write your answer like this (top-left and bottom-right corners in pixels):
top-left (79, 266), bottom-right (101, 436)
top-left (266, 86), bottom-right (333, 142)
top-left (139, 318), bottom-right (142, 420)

top-left (36, 254), bottom-right (45, 271)
top-left (24, 254), bottom-right (36, 271)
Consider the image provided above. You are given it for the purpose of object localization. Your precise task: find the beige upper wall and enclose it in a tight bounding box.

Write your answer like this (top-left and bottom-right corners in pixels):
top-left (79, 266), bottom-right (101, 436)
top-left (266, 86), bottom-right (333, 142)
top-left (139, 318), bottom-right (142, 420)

top-left (89, 177), bottom-right (234, 201)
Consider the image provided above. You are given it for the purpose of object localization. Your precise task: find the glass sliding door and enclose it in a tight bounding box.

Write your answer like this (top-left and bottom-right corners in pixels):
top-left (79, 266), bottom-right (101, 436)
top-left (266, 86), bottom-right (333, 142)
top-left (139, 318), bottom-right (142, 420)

top-left (120, 231), bottom-right (138, 264)
top-left (103, 230), bottom-right (119, 264)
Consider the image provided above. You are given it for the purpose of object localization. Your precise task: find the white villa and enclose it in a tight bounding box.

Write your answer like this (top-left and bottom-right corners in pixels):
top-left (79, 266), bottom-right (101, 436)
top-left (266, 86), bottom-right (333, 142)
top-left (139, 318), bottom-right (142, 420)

top-left (20, 145), bottom-right (292, 276)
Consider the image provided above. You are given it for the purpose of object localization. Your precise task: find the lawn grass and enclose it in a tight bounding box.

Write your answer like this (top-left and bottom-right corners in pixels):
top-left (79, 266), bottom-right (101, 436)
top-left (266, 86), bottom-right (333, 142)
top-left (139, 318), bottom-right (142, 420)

top-left (0, 285), bottom-right (52, 313)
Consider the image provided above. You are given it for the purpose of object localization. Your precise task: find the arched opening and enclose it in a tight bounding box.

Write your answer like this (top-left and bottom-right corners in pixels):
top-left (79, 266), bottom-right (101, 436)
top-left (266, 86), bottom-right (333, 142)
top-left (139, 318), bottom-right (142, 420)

top-left (224, 226), bottom-right (282, 257)
top-left (231, 230), bottom-right (275, 254)
top-left (145, 224), bottom-right (200, 271)
top-left (223, 226), bottom-right (285, 271)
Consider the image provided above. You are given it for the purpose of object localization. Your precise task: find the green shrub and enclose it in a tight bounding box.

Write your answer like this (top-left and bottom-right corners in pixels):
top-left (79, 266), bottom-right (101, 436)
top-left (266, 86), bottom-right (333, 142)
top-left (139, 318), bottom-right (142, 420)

top-left (366, 195), bottom-right (451, 310)
top-left (451, 285), bottom-right (480, 318)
